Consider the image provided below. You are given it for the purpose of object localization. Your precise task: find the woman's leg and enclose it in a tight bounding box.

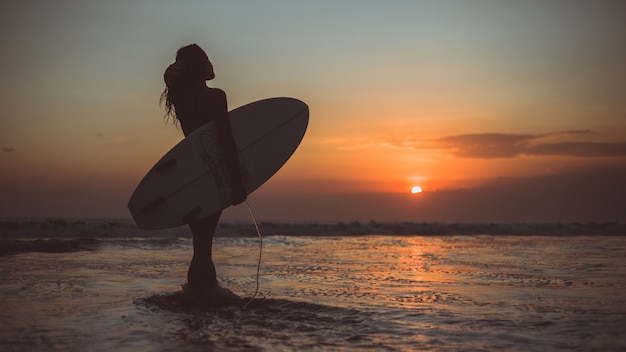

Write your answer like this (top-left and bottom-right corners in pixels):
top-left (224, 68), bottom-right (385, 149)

top-left (187, 211), bottom-right (222, 293)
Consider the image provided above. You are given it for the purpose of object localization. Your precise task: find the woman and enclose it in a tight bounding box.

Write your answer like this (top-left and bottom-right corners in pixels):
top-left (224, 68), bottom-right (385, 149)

top-left (161, 44), bottom-right (246, 305)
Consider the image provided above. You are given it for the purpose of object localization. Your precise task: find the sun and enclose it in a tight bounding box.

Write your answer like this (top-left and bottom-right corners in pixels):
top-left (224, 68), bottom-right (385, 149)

top-left (410, 186), bottom-right (423, 194)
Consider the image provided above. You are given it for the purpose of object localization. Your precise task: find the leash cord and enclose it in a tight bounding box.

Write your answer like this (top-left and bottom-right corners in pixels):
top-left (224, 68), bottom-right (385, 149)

top-left (241, 200), bottom-right (262, 309)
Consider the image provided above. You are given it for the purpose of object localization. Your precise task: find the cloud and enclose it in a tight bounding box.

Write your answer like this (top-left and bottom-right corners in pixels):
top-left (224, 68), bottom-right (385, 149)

top-left (424, 130), bottom-right (626, 159)
top-left (2, 147), bottom-right (16, 153)
top-left (322, 137), bottom-right (382, 151)
top-left (526, 141), bottom-right (626, 157)
top-left (432, 133), bottom-right (534, 158)
top-left (322, 130), bottom-right (626, 159)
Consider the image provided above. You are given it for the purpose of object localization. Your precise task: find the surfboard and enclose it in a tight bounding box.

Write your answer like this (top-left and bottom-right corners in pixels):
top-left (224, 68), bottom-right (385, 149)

top-left (128, 97), bottom-right (308, 230)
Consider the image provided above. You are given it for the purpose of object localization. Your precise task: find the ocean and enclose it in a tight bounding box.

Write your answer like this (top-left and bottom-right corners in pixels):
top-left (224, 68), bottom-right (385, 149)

top-left (1, 219), bottom-right (625, 351)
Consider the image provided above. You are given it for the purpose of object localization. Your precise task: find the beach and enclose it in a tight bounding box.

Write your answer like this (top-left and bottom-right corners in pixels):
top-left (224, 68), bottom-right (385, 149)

top-left (1, 219), bottom-right (625, 351)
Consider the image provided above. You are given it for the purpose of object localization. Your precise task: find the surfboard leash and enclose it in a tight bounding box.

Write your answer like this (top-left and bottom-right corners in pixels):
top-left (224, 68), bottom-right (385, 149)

top-left (241, 200), bottom-right (263, 310)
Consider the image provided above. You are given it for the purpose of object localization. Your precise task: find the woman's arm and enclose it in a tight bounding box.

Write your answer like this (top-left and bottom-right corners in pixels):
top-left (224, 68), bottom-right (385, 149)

top-left (202, 88), bottom-right (247, 205)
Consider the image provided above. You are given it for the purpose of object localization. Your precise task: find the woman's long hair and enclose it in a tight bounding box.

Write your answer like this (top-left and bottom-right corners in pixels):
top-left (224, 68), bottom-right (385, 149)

top-left (160, 44), bottom-right (209, 125)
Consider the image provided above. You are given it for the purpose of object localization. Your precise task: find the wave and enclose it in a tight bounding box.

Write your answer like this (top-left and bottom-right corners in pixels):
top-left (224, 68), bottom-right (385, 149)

top-left (2, 218), bottom-right (625, 239)
top-left (252, 221), bottom-right (626, 237)
top-left (0, 218), bottom-right (183, 239)
top-left (1, 218), bottom-right (623, 256)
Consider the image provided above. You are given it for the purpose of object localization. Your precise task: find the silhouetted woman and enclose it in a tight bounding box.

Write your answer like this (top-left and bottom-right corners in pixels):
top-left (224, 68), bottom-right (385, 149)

top-left (161, 44), bottom-right (246, 305)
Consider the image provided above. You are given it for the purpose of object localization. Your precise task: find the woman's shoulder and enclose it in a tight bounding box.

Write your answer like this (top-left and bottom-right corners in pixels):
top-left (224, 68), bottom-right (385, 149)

top-left (195, 86), bottom-right (227, 114)
top-left (198, 86), bottom-right (226, 100)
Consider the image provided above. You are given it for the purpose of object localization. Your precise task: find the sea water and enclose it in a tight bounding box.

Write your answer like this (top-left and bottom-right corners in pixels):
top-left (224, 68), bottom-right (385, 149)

top-left (1, 220), bottom-right (625, 351)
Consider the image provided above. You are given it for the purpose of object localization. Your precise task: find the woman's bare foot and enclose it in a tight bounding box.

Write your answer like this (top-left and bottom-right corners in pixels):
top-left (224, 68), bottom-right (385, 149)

top-left (181, 282), bottom-right (242, 307)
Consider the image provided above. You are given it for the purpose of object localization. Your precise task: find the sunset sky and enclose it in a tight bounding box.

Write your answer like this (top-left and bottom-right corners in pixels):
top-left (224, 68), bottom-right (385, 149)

top-left (1, 1), bottom-right (625, 223)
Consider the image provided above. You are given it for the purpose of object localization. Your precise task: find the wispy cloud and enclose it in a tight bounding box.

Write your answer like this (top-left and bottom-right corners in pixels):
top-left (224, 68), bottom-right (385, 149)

top-left (322, 136), bottom-right (426, 151)
top-left (420, 130), bottom-right (626, 159)
top-left (321, 137), bottom-right (380, 151)
top-left (2, 147), bottom-right (16, 153)
top-left (322, 130), bottom-right (626, 159)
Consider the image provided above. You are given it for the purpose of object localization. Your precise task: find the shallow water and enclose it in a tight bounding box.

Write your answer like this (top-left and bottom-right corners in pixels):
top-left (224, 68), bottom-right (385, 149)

top-left (1, 235), bottom-right (625, 351)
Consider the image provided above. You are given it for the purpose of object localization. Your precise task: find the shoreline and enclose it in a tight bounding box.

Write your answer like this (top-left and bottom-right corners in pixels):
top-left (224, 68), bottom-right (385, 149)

top-left (1, 218), bottom-right (625, 257)
top-left (2, 218), bottom-right (626, 239)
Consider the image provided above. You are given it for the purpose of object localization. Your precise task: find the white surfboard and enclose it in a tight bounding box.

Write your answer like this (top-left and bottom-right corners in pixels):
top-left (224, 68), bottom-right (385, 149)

top-left (128, 97), bottom-right (308, 229)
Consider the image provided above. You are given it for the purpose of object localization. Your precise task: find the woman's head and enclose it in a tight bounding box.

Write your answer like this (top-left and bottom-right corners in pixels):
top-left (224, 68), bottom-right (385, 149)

top-left (161, 44), bottom-right (215, 122)
top-left (165, 44), bottom-right (215, 87)
top-left (173, 44), bottom-right (215, 81)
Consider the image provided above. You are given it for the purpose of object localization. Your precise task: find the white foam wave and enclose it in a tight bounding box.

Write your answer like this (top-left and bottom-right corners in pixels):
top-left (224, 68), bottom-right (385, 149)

top-left (1, 218), bottom-right (624, 239)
